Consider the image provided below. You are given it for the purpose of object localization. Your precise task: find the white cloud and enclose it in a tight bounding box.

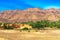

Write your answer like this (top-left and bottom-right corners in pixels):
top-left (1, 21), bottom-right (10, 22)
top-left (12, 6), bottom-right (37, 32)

top-left (44, 6), bottom-right (60, 9)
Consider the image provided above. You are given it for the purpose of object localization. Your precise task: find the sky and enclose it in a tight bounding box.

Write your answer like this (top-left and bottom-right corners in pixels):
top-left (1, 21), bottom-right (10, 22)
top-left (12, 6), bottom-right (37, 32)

top-left (0, 0), bottom-right (60, 10)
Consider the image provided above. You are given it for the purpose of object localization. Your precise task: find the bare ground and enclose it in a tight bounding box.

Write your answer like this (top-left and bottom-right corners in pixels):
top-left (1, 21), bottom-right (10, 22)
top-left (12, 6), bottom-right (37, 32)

top-left (0, 30), bottom-right (60, 40)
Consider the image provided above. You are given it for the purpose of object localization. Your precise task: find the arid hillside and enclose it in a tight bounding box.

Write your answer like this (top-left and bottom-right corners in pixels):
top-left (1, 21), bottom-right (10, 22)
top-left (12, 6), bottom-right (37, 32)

top-left (0, 8), bottom-right (60, 22)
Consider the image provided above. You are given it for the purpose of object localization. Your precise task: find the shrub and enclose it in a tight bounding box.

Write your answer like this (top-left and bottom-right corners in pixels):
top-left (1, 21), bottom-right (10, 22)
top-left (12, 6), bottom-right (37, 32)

top-left (27, 21), bottom-right (36, 28)
top-left (3, 23), bottom-right (13, 29)
top-left (22, 27), bottom-right (29, 30)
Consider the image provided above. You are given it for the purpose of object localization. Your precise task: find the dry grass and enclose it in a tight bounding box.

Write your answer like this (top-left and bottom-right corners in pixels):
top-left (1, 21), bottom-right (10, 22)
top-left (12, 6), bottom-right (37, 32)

top-left (0, 30), bottom-right (60, 40)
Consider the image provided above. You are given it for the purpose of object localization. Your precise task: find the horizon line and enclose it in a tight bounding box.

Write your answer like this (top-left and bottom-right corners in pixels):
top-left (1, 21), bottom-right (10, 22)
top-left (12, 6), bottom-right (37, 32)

top-left (0, 7), bottom-right (60, 11)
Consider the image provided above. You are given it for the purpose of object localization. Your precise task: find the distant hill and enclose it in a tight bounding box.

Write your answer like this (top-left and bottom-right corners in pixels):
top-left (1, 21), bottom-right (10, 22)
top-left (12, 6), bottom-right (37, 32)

top-left (0, 8), bottom-right (60, 22)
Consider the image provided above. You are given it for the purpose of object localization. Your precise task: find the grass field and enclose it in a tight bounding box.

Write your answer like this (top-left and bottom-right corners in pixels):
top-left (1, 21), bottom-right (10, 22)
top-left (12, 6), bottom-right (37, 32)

top-left (0, 30), bottom-right (60, 40)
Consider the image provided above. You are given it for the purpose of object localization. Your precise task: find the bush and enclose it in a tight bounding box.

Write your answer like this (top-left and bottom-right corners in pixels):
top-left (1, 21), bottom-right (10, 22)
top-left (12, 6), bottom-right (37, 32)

top-left (3, 23), bottom-right (13, 29)
top-left (0, 23), bottom-right (2, 25)
top-left (54, 20), bottom-right (60, 28)
top-left (1, 20), bottom-right (60, 30)
top-left (28, 30), bottom-right (30, 32)
top-left (27, 21), bottom-right (36, 28)
top-left (22, 27), bottom-right (29, 30)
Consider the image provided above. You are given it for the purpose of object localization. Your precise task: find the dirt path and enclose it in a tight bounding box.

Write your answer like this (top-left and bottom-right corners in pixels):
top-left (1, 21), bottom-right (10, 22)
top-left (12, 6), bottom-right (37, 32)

top-left (0, 30), bottom-right (60, 40)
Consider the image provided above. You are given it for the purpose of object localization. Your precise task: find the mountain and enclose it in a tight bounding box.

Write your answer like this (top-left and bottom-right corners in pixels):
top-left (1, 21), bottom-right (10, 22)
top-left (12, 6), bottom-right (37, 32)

top-left (0, 8), bottom-right (60, 23)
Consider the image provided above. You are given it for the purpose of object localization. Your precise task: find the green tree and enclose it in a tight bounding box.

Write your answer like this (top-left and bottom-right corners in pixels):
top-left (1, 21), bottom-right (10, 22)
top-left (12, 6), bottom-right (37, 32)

top-left (47, 22), bottom-right (56, 28)
top-left (34, 20), bottom-right (47, 29)
top-left (55, 20), bottom-right (60, 28)
top-left (27, 21), bottom-right (36, 28)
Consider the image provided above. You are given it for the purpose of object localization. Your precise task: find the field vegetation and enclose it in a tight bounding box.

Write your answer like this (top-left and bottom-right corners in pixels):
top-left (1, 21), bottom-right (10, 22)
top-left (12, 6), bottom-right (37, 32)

top-left (0, 20), bottom-right (60, 30)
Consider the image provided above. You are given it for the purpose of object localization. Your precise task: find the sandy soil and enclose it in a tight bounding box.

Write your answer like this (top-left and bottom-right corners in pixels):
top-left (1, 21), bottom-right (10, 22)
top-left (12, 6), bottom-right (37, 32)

top-left (0, 30), bottom-right (60, 40)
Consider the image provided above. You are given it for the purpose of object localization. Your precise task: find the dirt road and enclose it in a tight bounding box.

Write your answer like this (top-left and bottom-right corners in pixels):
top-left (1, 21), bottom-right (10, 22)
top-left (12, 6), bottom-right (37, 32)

top-left (0, 30), bottom-right (60, 40)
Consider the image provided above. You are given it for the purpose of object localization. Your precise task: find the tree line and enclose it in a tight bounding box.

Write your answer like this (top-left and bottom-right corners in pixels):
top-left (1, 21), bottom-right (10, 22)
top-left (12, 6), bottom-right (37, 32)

top-left (0, 20), bottom-right (60, 30)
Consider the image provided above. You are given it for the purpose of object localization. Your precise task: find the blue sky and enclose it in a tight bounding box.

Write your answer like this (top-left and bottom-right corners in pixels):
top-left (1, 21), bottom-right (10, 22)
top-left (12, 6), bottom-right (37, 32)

top-left (0, 0), bottom-right (60, 10)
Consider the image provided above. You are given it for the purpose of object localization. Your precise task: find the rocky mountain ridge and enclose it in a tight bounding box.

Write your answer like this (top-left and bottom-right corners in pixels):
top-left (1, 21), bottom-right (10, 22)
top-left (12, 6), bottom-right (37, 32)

top-left (0, 8), bottom-right (60, 22)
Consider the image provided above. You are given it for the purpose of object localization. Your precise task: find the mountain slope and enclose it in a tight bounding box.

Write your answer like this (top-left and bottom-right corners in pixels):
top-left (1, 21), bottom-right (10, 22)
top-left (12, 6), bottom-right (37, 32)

top-left (0, 8), bottom-right (60, 22)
